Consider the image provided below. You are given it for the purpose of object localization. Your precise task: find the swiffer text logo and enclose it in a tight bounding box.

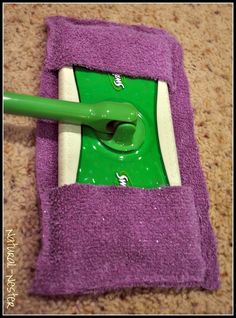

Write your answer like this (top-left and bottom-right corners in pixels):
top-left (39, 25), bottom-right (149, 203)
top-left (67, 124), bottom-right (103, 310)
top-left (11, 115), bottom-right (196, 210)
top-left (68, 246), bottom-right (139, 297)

top-left (116, 173), bottom-right (128, 187)
top-left (110, 74), bottom-right (125, 90)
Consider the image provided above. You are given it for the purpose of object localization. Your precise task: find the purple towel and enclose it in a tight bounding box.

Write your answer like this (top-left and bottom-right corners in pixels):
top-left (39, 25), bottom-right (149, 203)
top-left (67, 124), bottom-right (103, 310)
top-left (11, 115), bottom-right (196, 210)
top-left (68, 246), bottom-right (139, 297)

top-left (31, 17), bottom-right (219, 296)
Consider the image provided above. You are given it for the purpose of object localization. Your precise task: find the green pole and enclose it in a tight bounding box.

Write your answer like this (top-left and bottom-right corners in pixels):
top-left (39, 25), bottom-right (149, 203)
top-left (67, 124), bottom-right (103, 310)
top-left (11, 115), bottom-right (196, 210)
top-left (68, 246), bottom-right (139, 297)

top-left (4, 91), bottom-right (138, 134)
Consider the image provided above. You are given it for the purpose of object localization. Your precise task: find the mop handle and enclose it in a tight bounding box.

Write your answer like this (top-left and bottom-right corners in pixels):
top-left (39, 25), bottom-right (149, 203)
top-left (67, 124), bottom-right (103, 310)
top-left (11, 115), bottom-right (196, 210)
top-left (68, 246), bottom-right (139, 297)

top-left (4, 91), bottom-right (138, 134)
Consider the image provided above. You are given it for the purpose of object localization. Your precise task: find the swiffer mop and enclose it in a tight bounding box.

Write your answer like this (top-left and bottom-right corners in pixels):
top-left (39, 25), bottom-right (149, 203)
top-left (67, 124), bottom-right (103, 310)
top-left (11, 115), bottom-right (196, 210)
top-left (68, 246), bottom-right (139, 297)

top-left (58, 66), bottom-right (181, 188)
top-left (4, 71), bottom-right (181, 189)
top-left (5, 17), bottom-right (219, 296)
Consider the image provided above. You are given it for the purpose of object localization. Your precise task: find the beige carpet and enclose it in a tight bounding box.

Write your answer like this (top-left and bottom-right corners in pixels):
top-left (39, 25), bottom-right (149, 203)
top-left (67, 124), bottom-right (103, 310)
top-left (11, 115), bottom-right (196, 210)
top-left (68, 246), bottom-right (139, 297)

top-left (4, 3), bottom-right (232, 314)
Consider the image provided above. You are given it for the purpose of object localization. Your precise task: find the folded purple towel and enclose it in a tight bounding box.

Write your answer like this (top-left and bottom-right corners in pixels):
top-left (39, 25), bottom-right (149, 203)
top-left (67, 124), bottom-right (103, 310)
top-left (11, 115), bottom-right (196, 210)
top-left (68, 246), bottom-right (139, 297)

top-left (31, 17), bottom-right (219, 295)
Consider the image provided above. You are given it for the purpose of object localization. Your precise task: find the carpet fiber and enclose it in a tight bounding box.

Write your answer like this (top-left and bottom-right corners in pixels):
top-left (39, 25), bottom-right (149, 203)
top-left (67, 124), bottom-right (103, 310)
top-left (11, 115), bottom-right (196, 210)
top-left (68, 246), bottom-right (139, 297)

top-left (4, 3), bottom-right (232, 314)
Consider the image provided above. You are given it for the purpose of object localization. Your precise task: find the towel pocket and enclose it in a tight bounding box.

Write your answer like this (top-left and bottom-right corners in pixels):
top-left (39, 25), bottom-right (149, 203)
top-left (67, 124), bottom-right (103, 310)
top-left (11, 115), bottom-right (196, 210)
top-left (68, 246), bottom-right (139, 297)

top-left (31, 183), bottom-right (206, 296)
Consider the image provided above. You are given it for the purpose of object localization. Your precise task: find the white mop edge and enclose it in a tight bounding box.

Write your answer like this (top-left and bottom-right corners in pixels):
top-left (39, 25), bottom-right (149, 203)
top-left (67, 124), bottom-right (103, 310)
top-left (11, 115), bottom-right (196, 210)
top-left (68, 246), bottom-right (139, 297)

top-left (58, 67), bottom-right (81, 187)
top-left (156, 81), bottom-right (182, 186)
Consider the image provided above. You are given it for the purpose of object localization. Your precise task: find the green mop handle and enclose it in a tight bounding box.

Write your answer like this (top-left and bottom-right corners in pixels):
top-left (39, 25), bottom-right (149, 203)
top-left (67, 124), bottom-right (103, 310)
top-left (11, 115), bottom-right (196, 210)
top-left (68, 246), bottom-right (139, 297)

top-left (3, 92), bottom-right (138, 134)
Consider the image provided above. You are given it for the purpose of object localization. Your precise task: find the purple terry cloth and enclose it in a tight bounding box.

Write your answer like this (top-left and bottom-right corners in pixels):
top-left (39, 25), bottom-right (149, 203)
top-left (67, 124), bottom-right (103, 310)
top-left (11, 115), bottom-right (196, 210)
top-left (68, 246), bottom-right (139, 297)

top-left (31, 16), bottom-right (219, 296)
